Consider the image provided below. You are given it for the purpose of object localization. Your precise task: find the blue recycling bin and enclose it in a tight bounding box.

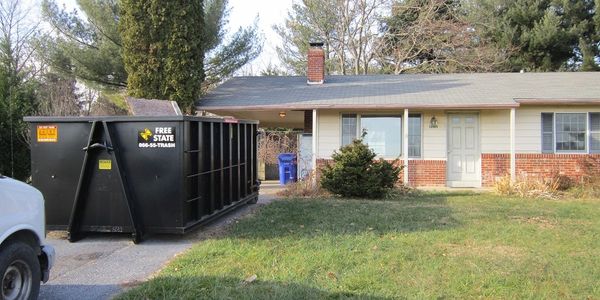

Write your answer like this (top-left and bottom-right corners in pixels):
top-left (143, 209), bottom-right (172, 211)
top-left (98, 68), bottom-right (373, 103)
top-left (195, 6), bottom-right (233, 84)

top-left (278, 153), bottom-right (297, 185)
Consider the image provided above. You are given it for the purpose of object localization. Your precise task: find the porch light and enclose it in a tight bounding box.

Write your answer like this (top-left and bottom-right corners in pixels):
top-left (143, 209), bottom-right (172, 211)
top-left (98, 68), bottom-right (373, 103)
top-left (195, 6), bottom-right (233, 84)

top-left (279, 111), bottom-right (286, 118)
top-left (429, 115), bottom-right (438, 128)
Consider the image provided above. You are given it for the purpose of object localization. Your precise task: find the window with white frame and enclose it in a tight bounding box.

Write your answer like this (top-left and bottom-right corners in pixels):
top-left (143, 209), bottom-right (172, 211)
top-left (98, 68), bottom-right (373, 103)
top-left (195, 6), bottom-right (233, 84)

top-left (361, 116), bottom-right (402, 157)
top-left (541, 112), bottom-right (600, 153)
top-left (341, 114), bottom-right (357, 146)
top-left (341, 113), bottom-right (422, 158)
top-left (591, 113), bottom-right (600, 153)
top-left (408, 115), bottom-right (422, 157)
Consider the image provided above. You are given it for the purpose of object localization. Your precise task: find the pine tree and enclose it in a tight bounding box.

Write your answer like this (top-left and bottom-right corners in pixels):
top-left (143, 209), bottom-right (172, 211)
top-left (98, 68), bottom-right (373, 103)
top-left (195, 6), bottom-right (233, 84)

top-left (120, 0), bottom-right (205, 112)
top-left (470, 0), bottom-right (599, 71)
top-left (42, 0), bottom-right (262, 106)
top-left (0, 0), bottom-right (40, 180)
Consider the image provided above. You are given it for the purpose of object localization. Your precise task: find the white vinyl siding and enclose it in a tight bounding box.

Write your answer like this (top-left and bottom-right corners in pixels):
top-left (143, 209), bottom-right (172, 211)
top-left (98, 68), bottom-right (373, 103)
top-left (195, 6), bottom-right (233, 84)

top-left (515, 106), bottom-right (600, 153)
top-left (422, 112), bottom-right (446, 159)
top-left (480, 110), bottom-right (510, 153)
top-left (317, 106), bottom-right (600, 160)
top-left (317, 110), bottom-right (340, 159)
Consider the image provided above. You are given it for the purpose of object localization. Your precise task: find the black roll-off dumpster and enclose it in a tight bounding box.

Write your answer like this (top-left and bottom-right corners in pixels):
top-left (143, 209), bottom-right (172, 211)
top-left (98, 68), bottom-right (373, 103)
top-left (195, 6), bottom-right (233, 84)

top-left (24, 116), bottom-right (259, 243)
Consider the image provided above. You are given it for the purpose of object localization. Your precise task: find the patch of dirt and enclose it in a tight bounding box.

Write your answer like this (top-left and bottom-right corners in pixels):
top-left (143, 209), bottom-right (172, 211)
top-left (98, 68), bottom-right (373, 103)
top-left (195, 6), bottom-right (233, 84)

top-left (119, 279), bottom-right (144, 289)
top-left (510, 216), bottom-right (557, 229)
top-left (46, 230), bottom-right (68, 239)
top-left (439, 242), bottom-right (524, 259)
top-left (74, 252), bottom-right (103, 261)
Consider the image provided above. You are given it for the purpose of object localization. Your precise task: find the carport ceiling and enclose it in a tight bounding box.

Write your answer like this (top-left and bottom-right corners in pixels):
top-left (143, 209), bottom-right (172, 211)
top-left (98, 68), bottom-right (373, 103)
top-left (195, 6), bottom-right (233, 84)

top-left (206, 110), bottom-right (304, 129)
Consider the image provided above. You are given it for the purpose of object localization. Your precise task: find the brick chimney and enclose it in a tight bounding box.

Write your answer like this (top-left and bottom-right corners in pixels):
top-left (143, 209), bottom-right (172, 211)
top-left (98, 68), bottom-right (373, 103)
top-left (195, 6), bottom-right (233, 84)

top-left (307, 42), bottom-right (325, 85)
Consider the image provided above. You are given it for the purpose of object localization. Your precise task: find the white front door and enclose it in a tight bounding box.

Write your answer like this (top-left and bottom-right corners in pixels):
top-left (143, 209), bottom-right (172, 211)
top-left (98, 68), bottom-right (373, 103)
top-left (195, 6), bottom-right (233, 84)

top-left (447, 114), bottom-right (481, 187)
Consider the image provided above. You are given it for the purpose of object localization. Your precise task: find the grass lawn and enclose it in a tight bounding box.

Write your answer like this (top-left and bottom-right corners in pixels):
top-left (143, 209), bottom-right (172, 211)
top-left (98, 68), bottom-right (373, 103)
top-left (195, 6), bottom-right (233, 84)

top-left (118, 192), bottom-right (600, 299)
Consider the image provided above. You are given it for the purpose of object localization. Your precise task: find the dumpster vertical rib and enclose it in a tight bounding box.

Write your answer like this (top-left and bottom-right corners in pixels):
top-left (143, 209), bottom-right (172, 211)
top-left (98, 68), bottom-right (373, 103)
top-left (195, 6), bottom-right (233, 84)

top-left (197, 121), bottom-right (204, 218)
top-left (236, 124), bottom-right (241, 203)
top-left (219, 122), bottom-right (224, 210)
top-left (243, 124), bottom-right (248, 196)
top-left (209, 122), bottom-right (215, 214)
top-left (229, 125), bottom-right (233, 206)
top-left (67, 121), bottom-right (97, 242)
top-left (102, 121), bottom-right (144, 243)
top-left (251, 124), bottom-right (256, 191)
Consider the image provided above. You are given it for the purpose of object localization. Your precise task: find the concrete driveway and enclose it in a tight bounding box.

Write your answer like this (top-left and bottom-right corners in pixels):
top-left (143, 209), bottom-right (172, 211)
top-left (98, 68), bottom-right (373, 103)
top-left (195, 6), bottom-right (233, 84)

top-left (39, 183), bottom-right (282, 300)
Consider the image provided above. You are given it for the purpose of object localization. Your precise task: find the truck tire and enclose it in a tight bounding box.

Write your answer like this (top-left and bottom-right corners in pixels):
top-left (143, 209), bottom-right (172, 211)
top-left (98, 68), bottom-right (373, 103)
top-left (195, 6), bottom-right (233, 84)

top-left (0, 242), bottom-right (41, 300)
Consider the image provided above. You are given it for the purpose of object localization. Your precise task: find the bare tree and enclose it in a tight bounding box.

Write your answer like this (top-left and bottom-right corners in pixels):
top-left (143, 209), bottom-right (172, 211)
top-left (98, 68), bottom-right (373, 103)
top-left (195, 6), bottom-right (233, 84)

top-left (274, 0), bottom-right (388, 75)
top-left (0, 0), bottom-right (40, 78)
top-left (344, 0), bottom-right (387, 74)
top-left (0, 0), bottom-right (42, 179)
top-left (378, 0), bottom-right (514, 74)
top-left (35, 73), bottom-right (82, 116)
top-left (257, 130), bottom-right (298, 165)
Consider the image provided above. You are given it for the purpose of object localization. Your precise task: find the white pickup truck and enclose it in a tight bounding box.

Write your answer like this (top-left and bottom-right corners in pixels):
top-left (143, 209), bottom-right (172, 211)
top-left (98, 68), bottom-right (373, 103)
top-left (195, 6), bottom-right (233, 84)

top-left (1, 175), bottom-right (55, 300)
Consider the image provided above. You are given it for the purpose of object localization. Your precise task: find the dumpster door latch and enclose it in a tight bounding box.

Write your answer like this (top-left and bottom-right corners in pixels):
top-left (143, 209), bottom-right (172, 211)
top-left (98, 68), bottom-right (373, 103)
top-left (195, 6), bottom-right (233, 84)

top-left (82, 141), bottom-right (113, 152)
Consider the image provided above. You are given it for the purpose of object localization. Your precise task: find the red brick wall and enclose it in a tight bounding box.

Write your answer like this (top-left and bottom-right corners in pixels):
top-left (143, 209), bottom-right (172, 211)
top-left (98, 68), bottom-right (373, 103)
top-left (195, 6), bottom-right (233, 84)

top-left (316, 159), bottom-right (446, 187)
top-left (408, 160), bottom-right (446, 186)
top-left (481, 154), bottom-right (510, 187)
top-left (482, 153), bottom-right (600, 187)
top-left (307, 47), bottom-right (324, 84)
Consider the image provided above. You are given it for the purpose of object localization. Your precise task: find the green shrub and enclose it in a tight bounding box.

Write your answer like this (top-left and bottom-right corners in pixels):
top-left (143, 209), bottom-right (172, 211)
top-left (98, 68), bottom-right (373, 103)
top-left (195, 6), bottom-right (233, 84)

top-left (320, 138), bottom-right (402, 198)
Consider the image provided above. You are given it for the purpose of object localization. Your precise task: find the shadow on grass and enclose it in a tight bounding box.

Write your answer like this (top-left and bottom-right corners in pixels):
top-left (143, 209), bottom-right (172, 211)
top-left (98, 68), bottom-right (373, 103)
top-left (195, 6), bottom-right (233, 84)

top-left (119, 275), bottom-right (392, 300)
top-left (229, 192), bottom-right (465, 240)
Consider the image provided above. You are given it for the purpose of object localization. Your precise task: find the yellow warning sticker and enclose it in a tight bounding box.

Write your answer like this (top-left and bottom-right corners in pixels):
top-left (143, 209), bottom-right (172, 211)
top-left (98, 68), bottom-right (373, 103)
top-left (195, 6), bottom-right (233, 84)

top-left (99, 160), bottom-right (112, 170)
top-left (37, 125), bottom-right (58, 142)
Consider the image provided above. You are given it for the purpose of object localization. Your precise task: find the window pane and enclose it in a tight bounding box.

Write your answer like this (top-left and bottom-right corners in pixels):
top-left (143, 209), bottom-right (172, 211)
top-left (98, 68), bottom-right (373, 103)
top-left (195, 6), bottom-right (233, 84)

top-left (591, 113), bottom-right (600, 153)
top-left (591, 133), bottom-right (600, 153)
top-left (408, 114), bottom-right (421, 158)
top-left (361, 116), bottom-right (402, 157)
top-left (555, 113), bottom-right (586, 152)
top-left (541, 113), bottom-right (553, 153)
top-left (341, 114), bottom-right (357, 146)
top-left (591, 113), bottom-right (600, 131)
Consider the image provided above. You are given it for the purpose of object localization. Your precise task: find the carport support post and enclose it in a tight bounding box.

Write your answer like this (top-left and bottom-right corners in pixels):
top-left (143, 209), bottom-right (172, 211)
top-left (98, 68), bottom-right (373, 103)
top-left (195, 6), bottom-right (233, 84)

top-left (510, 107), bottom-right (516, 182)
top-left (403, 108), bottom-right (409, 185)
top-left (312, 109), bottom-right (318, 184)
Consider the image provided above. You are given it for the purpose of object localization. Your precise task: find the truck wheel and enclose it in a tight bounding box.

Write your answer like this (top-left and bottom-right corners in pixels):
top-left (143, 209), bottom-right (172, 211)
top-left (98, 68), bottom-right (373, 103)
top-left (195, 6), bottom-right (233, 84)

top-left (0, 242), bottom-right (41, 300)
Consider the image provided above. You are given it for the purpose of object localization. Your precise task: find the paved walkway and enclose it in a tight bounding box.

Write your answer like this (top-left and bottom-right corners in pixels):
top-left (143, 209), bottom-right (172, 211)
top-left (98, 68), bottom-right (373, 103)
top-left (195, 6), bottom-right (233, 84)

top-left (39, 183), bottom-right (282, 300)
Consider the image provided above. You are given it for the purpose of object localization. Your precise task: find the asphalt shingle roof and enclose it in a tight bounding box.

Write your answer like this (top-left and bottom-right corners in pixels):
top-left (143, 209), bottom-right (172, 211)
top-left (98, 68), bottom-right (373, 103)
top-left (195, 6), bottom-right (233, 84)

top-left (127, 97), bottom-right (182, 116)
top-left (198, 72), bottom-right (600, 110)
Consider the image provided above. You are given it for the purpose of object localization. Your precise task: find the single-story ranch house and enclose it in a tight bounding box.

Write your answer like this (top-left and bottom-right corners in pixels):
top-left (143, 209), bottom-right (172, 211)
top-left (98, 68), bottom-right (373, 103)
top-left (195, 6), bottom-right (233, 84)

top-left (197, 43), bottom-right (600, 188)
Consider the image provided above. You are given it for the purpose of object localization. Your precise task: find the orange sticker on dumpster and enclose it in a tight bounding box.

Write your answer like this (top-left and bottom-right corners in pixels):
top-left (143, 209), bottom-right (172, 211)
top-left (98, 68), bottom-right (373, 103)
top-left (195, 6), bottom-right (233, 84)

top-left (37, 125), bottom-right (58, 142)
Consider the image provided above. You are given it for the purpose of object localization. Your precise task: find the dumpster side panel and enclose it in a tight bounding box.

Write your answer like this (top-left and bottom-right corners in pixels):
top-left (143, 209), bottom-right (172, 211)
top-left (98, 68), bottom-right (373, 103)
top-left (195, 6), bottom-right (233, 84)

top-left (27, 116), bottom-right (259, 240)
top-left (30, 122), bottom-right (91, 228)
top-left (109, 121), bottom-right (184, 230)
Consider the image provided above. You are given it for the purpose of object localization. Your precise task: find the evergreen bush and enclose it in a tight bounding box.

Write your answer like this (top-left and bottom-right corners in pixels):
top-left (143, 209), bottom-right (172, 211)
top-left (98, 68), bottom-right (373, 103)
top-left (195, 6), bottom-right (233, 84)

top-left (320, 138), bottom-right (401, 198)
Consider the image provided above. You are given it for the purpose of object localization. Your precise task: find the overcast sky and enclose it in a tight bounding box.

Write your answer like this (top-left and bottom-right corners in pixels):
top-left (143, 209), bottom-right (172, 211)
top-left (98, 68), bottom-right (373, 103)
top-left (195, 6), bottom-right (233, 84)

top-left (27, 0), bottom-right (294, 74)
top-left (227, 0), bottom-right (293, 73)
